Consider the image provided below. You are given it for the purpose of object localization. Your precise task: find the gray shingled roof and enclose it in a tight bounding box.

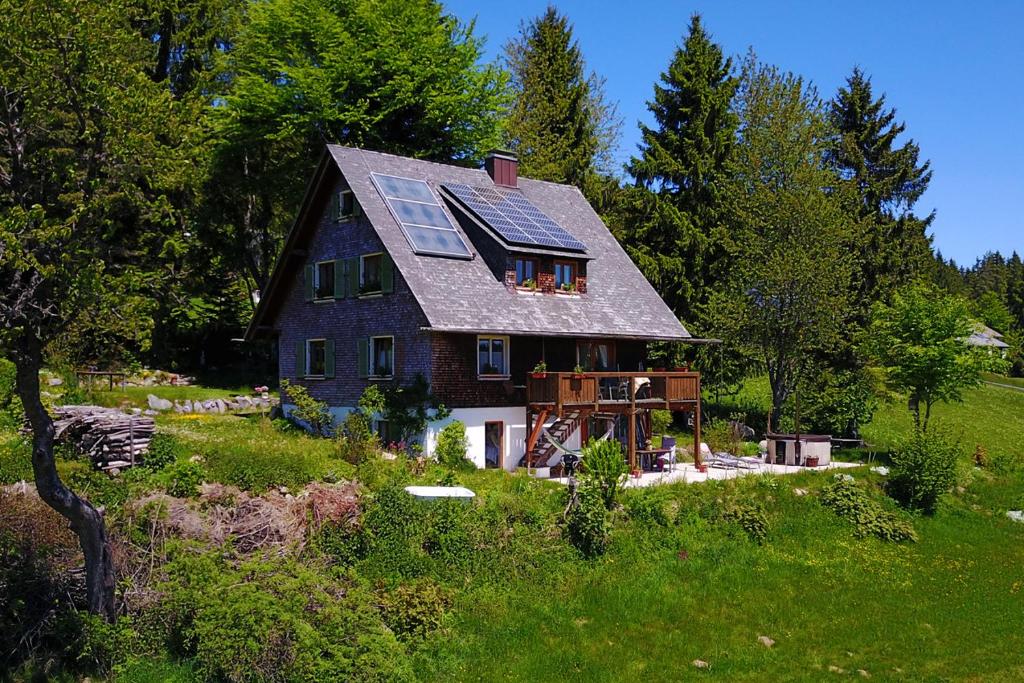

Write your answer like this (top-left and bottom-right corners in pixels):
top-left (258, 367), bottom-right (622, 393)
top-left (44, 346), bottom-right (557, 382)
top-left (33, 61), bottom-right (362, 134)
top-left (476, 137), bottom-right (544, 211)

top-left (328, 146), bottom-right (689, 340)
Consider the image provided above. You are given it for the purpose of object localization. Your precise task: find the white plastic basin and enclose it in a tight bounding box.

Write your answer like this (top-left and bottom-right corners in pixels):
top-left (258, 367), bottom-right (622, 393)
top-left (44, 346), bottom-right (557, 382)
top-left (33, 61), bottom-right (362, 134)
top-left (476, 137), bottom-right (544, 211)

top-left (404, 485), bottom-right (476, 502)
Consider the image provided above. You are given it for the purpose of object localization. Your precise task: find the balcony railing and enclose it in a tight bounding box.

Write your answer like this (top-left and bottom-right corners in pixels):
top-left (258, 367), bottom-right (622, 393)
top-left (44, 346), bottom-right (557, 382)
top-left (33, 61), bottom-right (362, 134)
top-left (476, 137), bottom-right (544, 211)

top-left (526, 371), bottom-right (700, 414)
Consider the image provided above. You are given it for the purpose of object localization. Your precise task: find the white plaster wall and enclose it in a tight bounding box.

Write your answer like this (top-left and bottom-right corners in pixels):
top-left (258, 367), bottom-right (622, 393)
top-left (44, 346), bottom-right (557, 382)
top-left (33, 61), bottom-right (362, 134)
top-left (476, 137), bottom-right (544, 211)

top-left (769, 438), bottom-right (832, 466)
top-left (281, 403), bottom-right (355, 432)
top-left (424, 407), bottom-right (528, 471)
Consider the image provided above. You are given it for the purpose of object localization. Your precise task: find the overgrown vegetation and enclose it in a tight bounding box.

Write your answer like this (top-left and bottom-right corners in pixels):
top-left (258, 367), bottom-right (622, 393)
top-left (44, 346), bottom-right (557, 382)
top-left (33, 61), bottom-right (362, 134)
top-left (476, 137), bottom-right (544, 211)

top-left (578, 437), bottom-right (627, 508)
top-left (820, 476), bottom-right (918, 542)
top-left (888, 427), bottom-right (961, 514)
top-left (435, 420), bottom-right (472, 471)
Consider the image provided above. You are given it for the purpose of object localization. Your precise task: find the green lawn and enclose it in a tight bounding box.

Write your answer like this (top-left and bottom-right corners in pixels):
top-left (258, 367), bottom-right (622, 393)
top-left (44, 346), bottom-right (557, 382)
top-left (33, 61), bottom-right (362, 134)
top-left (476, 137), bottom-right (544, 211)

top-left (982, 372), bottom-right (1024, 390)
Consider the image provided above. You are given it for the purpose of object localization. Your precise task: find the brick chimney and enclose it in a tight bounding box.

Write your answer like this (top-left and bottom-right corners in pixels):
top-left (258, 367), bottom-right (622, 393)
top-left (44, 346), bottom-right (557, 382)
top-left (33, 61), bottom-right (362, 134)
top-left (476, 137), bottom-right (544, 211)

top-left (485, 149), bottom-right (518, 187)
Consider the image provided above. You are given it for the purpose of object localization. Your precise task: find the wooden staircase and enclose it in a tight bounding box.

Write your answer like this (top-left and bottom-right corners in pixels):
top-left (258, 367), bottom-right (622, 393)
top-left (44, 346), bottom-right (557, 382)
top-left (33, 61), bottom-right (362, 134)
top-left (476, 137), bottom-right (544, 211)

top-left (522, 409), bottom-right (585, 471)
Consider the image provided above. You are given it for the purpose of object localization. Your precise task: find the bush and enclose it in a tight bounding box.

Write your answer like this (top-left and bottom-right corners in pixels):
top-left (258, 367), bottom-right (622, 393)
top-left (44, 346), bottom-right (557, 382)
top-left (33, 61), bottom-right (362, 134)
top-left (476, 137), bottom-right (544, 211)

top-left (821, 477), bottom-right (917, 543)
top-left (624, 489), bottom-right (670, 527)
top-left (703, 419), bottom-right (739, 455)
top-left (336, 410), bottom-right (380, 465)
top-left (280, 379), bottom-right (334, 436)
top-left (0, 435), bottom-right (33, 484)
top-left (888, 428), bottom-right (959, 514)
top-left (157, 553), bottom-right (414, 682)
top-left (158, 460), bottom-right (205, 498)
top-left (362, 484), bottom-right (429, 577)
top-left (579, 438), bottom-right (627, 509)
top-left (144, 432), bottom-right (183, 471)
top-left (565, 481), bottom-right (609, 558)
top-left (720, 502), bottom-right (770, 544)
top-left (377, 579), bottom-right (452, 643)
top-left (435, 420), bottom-right (472, 471)
top-left (650, 409), bottom-right (672, 438)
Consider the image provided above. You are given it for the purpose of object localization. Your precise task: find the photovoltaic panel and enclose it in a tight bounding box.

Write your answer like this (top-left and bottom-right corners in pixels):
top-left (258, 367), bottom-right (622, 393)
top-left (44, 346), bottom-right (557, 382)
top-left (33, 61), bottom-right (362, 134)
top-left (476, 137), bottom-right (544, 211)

top-left (441, 183), bottom-right (586, 252)
top-left (370, 173), bottom-right (472, 258)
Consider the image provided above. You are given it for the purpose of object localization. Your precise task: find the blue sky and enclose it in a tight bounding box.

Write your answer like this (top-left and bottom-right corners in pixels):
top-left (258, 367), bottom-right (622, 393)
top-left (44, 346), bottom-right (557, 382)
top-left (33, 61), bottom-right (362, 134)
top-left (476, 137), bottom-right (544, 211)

top-left (444, 0), bottom-right (1023, 266)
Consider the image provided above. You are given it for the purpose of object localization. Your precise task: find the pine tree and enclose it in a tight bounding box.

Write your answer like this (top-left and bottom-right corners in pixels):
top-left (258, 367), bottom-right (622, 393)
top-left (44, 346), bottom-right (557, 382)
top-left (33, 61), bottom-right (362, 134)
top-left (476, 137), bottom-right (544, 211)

top-left (618, 14), bottom-right (738, 324)
top-left (503, 6), bottom-right (619, 187)
top-left (828, 68), bottom-right (934, 301)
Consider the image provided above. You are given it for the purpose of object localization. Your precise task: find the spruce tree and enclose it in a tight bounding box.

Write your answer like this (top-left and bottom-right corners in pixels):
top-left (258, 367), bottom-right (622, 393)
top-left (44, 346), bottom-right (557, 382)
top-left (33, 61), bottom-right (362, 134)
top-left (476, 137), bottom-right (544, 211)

top-left (618, 14), bottom-right (738, 324)
top-left (828, 68), bottom-right (934, 301)
top-left (503, 6), bottom-right (619, 187)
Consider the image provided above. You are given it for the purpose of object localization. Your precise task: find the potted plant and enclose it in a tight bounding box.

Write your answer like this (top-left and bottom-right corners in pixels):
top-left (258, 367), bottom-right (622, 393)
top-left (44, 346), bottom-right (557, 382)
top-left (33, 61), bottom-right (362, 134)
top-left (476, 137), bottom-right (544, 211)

top-left (530, 360), bottom-right (548, 379)
top-left (805, 454), bottom-right (820, 468)
top-left (560, 281), bottom-right (576, 293)
top-left (521, 277), bottom-right (537, 290)
top-left (572, 363), bottom-right (586, 378)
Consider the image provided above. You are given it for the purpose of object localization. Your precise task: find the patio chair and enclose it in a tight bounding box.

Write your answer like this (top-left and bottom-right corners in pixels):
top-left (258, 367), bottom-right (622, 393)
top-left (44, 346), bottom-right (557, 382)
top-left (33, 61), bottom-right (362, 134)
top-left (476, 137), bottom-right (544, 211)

top-left (657, 436), bottom-right (678, 474)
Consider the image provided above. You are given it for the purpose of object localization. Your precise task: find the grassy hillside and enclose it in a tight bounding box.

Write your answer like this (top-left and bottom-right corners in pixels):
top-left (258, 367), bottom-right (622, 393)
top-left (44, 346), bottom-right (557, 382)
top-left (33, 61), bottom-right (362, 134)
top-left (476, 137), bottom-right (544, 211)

top-left (1, 379), bottom-right (1022, 681)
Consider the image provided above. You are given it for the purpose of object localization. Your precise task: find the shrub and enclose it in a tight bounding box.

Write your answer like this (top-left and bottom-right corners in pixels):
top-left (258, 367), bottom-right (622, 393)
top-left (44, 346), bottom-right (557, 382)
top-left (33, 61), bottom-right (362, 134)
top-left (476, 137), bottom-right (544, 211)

top-left (336, 410), bottom-right (380, 465)
top-left (565, 481), bottom-right (609, 558)
top-left (989, 450), bottom-right (1023, 475)
top-left (888, 428), bottom-right (959, 514)
top-left (821, 477), bottom-right (917, 543)
top-left (579, 438), bottom-right (627, 509)
top-left (720, 502), bottom-right (770, 544)
top-left (362, 484), bottom-right (429, 577)
top-left (703, 419), bottom-right (739, 454)
top-left (377, 579), bottom-right (452, 643)
top-left (624, 489), bottom-right (670, 527)
top-left (158, 460), bottom-right (205, 498)
top-left (144, 432), bottom-right (183, 471)
top-left (280, 378), bottom-right (333, 436)
top-left (435, 420), bottom-right (472, 471)
top-left (651, 409), bottom-right (672, 437)
top-left (158, 553), bottom-right (414, 682)
top-left (0, 435), bottom-right (33, 484)
top-left (423, 499), bottom-right (471, 566)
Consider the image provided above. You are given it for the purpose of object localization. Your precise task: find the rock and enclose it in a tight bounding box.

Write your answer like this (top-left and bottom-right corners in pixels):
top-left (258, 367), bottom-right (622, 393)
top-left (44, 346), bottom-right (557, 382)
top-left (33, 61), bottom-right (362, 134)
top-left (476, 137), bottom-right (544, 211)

top-left (147, 394), bottom-right (173, 411)
top-left (857, 670), bottom-right (871, 678)
top-left (692, 659), bottom-right (709, 669)
top-left (757, 635), bottom-right (775, 648)
top-left (143, 409), bottom-right (159, 416)
top-left (183, 399), bottom-right (193, 413)
top-left (870, 466), bottom-right (889, 476)
top-left (730, 420), bottom-right (756, 440)
top-left (237, 396), bottom-right (252, 408)
top-left (130, 408), bottom-right (142, 416)
top-left (793, 488), bottom-right (808, 496)
top-left (1007, 510), bottom-right (1024, 523)
top-left (48, 377), bottom-right (64, 386)
top-left (189, 454), bottom-right (204, 464)
top-left (214, 399), bottom-right (226, 414)
top-left (834, 473), bottom-right (855, 483)
top-left (193, 401), bottom-right (205, 413)
top-left (828, 665), bottom-right (845, 674)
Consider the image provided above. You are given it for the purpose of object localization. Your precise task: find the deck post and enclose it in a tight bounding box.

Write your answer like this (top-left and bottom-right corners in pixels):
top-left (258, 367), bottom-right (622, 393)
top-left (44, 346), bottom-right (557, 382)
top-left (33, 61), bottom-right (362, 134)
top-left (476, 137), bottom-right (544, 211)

top-left (526, 409), bottom-right (549, 465)
top-left (693, 396), bottom-right (702, 469)
top-left (627, 377), bottom-right (636, 471)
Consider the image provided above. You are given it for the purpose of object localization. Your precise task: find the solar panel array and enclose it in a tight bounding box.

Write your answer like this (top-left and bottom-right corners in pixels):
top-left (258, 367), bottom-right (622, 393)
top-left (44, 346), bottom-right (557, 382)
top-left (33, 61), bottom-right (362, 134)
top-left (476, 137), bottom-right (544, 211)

top-left (441, 183), bottom-right (586, 252)
top-left (370, 173), bottom-right (472, 258)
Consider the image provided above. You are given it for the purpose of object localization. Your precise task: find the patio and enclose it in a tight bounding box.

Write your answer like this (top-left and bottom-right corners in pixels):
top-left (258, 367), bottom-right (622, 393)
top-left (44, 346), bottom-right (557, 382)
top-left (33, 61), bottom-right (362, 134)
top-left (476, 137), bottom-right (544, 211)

top-left (550, 459), bottom-right (862, 488)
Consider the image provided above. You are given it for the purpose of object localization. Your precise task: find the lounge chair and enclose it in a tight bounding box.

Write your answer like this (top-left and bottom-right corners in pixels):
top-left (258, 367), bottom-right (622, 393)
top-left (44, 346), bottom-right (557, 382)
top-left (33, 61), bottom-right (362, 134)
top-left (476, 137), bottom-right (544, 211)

top-left (705, 452), bottom-right (762, 471)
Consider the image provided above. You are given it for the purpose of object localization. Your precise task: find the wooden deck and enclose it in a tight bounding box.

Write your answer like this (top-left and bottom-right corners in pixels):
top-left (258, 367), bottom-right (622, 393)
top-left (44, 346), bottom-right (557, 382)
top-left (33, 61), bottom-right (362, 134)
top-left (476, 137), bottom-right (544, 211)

top-left (525, 371), bottom-right (703, 470)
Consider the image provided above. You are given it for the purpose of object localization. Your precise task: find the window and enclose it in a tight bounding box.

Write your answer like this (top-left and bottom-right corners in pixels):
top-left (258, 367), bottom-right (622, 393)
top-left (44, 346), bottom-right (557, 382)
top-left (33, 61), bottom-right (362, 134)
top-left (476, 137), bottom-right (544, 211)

top-left (307, 339), bottom-right (326, 377)
top-left (360, 253), bottom-right (383, 294)
top-left (577, 341), bottom-right (614, 372)
top-left (477, 336), bottom-right (509, 378)
top-left (514, 258), bottom-right (537, 288)
top-left (314, 261), bottom-right (335, 300)
top-left (330, 190), bottom-right (358, 221)
top-left (370, 336), bottom-right (394, 378)
top-left (554, 261), bottom-right (576, 292)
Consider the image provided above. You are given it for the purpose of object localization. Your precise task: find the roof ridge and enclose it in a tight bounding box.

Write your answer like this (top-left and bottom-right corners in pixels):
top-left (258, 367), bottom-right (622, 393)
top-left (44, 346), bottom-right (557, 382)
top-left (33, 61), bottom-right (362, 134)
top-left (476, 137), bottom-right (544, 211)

top-left (329, 144), bottom-right (583, 192)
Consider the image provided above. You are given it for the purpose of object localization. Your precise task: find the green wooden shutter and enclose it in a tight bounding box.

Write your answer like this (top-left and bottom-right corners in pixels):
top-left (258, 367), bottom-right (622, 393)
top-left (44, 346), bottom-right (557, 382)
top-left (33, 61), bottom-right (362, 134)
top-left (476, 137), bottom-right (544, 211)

top-left (347, 256), bottom-right (360, 297)
top-left (357, 338), bottom-right (369, 378)
top-left (325, 339), bottom-right (335, 378)
top-left (333, 260), bottom-right (344, 298)
top-left (295, 340), bottom-right (306, 378)
top-left (304, 265), bottom-right (314, 302)
top-left (328, 192), bottom-right (339, 221)
top-left (381, 254), bottom-right (394, 294)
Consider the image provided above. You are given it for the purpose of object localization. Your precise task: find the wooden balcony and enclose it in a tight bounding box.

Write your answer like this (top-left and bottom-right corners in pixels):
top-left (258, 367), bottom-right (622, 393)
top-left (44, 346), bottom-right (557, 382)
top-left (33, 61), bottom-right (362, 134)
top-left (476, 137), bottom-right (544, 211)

top-left (526, 371), bottom-right (701, 414)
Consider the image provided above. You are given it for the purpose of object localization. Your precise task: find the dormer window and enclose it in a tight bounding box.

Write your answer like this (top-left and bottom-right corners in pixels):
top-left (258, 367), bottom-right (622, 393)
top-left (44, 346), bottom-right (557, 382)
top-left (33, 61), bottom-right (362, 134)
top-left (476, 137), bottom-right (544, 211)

top-left (554, 261), bottom-right (576, 292)
top-left (515, 257), bottom-right (537, 288)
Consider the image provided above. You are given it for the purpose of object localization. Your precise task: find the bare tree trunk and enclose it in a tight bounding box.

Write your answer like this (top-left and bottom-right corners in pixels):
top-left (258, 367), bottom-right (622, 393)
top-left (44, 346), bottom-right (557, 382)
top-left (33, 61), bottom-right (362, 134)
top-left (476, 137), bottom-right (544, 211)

top-left (14, 334), bottom-right (116, 620)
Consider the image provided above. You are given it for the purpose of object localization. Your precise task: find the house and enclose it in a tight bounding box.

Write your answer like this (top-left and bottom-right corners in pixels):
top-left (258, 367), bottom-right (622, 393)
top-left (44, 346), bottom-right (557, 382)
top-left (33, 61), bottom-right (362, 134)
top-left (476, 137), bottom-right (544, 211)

top-left (967, 323), bottom-right (1010, 355)
top-left (246, 146), bottom-right (709, 473)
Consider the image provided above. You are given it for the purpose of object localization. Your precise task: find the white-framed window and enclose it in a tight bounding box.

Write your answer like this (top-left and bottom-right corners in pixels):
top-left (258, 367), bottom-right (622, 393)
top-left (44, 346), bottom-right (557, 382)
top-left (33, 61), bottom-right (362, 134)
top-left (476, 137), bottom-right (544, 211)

top-left (369, 336), bottom-right (394, 378)
top-left (360, 252), bottom-right (383, 294)
top-left (477, 335), bottom-right (509, 378)
top-left (306, 338), bottom-right (327, 377)
top-left (314, 260), bottom-right (335, 300)
top-left (330, 189), bottom-right (359, 221)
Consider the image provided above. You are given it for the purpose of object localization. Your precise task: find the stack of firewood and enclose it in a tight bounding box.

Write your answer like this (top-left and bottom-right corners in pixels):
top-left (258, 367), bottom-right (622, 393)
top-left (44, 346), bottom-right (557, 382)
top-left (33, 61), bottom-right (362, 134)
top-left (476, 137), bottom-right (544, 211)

top-left (49, 405), bottom-right (156, 471)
